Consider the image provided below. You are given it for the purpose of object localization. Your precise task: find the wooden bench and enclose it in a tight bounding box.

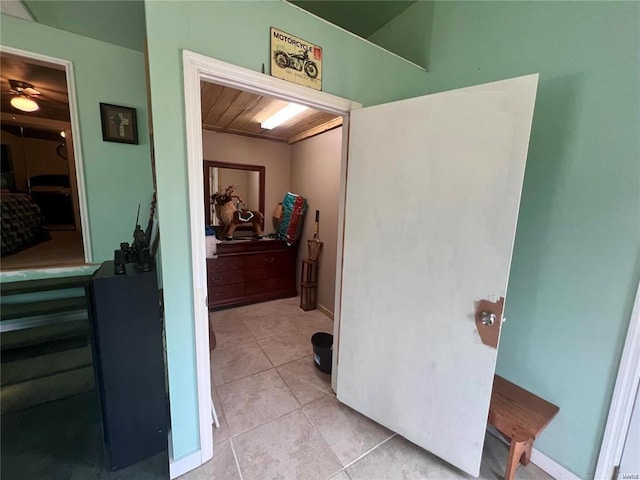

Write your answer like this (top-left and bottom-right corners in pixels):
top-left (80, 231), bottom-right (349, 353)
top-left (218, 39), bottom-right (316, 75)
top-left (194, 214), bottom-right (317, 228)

top-left (488, 375), bottom-right (559, 480)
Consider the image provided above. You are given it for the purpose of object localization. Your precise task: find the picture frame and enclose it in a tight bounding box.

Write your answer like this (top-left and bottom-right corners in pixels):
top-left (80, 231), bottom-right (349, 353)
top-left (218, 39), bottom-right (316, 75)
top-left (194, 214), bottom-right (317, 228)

top-left (99, 103), bottom-right (138, 144)
top-left (270, 27), bottom-right (323, 91)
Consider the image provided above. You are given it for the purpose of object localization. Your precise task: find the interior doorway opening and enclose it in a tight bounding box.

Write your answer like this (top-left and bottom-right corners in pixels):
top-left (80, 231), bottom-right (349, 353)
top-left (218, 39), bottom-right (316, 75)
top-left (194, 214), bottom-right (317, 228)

top-left (0, 48), bottom-right (90, 271)
top-left (199, 74), bottom-right (347, 457)
top-left (177, 50), bottom-right (359, 478)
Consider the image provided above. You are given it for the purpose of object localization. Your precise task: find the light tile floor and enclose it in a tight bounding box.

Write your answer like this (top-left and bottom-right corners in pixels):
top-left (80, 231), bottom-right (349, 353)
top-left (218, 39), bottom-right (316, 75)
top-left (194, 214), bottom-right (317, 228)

top-left (182, 297), bottom-right (552, 480)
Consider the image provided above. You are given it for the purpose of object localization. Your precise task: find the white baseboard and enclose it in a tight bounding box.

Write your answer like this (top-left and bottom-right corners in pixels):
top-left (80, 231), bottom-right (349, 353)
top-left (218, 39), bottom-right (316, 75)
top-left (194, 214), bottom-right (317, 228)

top-left (170, 449), bottom-right (202, 479)
top-left (487, 427), bottom-right (580, 480)
top-left (317, 303), bottom-right (334, 320)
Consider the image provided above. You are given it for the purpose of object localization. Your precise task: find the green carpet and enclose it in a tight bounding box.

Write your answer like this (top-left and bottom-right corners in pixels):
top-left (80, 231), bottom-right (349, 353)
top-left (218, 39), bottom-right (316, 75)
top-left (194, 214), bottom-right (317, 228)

top-left (0, 390), bottom-right (169, 480)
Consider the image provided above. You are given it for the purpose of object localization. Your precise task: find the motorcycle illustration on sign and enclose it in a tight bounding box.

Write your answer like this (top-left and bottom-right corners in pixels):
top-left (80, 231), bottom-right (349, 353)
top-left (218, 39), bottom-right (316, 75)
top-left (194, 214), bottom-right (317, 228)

top-left (273, 49), bottom-right (319, 79)
top-left (270, 27), bottom-right (322, 90)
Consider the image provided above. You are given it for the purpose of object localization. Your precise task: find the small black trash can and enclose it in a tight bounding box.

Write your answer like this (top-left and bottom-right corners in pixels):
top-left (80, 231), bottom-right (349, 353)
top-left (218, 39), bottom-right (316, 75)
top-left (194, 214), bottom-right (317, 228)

top-left (311, 332), bottom-right (333, 374)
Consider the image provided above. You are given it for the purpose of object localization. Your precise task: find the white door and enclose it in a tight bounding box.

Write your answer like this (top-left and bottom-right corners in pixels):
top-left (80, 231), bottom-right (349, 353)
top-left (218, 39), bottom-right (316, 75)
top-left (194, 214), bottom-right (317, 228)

top-left (336, 75), bottom-right (539, 476)
top-left (617, 383), bottom-right (640, 479)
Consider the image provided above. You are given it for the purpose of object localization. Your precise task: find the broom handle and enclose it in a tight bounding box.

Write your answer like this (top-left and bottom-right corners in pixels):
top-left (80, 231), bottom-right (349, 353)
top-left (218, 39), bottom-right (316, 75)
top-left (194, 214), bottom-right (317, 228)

top-left (313, 210), bottom-right (319, 239)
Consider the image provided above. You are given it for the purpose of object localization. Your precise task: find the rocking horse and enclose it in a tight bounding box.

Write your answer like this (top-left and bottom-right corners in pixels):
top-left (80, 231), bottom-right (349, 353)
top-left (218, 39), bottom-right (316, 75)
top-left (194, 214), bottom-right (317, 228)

top-left (211, 185), bottom-right (264, 241)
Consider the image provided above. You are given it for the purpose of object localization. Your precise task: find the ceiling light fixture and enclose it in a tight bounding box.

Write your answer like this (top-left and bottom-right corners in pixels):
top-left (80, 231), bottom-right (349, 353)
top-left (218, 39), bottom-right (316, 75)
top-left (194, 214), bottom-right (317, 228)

top-left (10, 95), bottom-right (39, 112)
top-left (261, 103), bottom-right (308, 130)
top-left (8, 80), bottom-right (41, 113)
top-left (60, 131), bottom-right (66, 138)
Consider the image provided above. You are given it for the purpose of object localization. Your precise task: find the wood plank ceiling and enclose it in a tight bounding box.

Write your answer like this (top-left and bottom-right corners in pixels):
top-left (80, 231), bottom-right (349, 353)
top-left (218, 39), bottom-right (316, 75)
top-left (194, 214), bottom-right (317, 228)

top-left (200, 81), bottom-right (342, 144)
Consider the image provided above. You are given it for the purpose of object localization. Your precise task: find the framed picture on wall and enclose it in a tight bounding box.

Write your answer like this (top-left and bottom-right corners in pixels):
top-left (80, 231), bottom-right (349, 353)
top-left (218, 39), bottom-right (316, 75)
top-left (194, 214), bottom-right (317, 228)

top-left (100, 103), bottom-right (138, 144)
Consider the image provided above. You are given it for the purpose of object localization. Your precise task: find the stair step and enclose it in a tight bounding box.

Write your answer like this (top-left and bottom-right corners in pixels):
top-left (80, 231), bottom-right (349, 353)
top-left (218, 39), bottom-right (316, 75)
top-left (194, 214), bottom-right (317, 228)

top-left (0, 366), bottom-right (95, 414)
top-left (0, 321), bottom-right (88, 350)
top-left (1, 346), bottom-right (92, 386)
top-left (0, 275), bottom-right (91, 296)
top-left (1, 296), bottom-right (87, 321)
top-left (1, 334), bottom-right (89, 363)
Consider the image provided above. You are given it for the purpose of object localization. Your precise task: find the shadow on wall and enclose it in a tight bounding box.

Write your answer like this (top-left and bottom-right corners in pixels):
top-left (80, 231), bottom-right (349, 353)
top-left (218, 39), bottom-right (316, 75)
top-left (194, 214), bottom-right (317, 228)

top-left (500, 73), bottom-right (583, 385)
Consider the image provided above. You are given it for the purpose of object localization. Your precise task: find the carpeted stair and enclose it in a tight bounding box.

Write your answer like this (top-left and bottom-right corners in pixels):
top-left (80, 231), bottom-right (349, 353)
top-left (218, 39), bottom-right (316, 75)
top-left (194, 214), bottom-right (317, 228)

top-left (0, 275), bottom-right (95, 414)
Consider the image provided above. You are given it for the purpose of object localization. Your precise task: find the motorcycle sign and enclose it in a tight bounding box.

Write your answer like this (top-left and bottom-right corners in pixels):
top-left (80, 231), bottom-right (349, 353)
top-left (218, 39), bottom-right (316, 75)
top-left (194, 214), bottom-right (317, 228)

top-left (270, 27), bottom-right (322, 91)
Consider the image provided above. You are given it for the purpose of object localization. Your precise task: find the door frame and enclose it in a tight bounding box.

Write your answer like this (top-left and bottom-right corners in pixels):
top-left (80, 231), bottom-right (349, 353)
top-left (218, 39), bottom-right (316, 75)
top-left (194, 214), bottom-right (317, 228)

top-left (595, 279), bottom-right (640, 479)
top-left (0, 45), bottom-right (93, 264)
top-left (180, 50), bottom-right (361, 477)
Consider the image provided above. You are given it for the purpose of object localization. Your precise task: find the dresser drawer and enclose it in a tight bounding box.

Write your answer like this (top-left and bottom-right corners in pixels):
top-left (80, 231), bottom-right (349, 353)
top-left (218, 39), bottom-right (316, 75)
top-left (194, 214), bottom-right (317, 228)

top-left (207, 240), bottom-right (297, 310)
top-left (245, 251), bottom-right (291, 270)
top-left (244, 267), bottom-right (270, 282)
top-left (208, 269), bottom-right (244, 287)
top-left (208, 283), bottom-right (244, 302)
top-left (208, 255), bottom-right (244, 272)
top-left (245, 277), bottom-right (293, 295)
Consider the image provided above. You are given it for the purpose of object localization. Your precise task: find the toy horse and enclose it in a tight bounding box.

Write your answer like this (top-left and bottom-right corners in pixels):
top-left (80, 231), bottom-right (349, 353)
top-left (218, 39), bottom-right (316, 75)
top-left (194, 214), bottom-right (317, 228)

top-left (211, 185), bottom-right (264, 241)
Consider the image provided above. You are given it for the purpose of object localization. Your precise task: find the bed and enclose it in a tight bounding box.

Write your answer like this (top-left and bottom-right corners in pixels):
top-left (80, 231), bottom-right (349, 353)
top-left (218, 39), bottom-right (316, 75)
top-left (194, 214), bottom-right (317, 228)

top-left (29, 174), bottom-right (75, 227)
top-left (1, 192), bottom-right (48, 256)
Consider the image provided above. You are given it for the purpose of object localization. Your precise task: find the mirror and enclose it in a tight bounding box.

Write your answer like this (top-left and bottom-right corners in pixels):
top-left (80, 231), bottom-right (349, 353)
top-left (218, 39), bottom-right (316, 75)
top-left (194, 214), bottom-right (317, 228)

top-left (203, 160), bottom-right (265, 230)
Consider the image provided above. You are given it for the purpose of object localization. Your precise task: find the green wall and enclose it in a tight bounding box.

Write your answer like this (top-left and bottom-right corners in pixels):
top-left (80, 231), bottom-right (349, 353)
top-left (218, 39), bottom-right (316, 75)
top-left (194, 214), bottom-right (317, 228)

top-left (368, 0), bottom-right (433, 69)
top-left (0, 15), bottom-right (154, 268)
top-left (144, 0), bottom-right (428, 460)
top-left (23, 0), bottom-right (146, 52)
top-left (373, 1), bottom-right (640, 477)
top-left (290, 1), bottom-right (415, 38)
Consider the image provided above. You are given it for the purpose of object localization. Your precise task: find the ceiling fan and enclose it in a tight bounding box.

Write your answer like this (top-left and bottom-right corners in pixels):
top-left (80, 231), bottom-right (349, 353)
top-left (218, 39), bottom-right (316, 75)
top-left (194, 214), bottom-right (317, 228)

top-left (8, 79), bottom-right (42, 112)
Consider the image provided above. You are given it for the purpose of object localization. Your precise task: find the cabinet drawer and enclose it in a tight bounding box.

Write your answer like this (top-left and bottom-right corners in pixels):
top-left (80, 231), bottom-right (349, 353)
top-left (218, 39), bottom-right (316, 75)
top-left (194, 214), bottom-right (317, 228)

top-left (245, 278), bottom-right (293, 295)
top-left (244, 267), bottom-right (270, 282)
top-left (245, 252), bottom-right (290, 270)
top-left (209, 283), bottom-right (244, 301)
top-left (208, 256), bottom-right (244, 272)
top-left (208, 269), bottom-right (244, 287)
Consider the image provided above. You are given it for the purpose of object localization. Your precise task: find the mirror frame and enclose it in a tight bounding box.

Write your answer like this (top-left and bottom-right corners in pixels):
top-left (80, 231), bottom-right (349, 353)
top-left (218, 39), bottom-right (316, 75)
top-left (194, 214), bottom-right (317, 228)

top-left (203, 160), bottom-right (266, 230)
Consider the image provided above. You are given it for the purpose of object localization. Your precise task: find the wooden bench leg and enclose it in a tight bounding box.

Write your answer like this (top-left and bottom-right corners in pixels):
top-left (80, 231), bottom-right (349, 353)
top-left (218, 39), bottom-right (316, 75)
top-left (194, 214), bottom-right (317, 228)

top-left (521, 441), bottom-right (533, 466)
top-left (504, 436), bottom-right (532, 480)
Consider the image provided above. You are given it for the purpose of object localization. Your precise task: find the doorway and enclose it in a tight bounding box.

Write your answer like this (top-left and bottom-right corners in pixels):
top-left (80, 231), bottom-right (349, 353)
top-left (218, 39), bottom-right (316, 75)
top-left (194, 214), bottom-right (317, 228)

top-left (0, 47), bottom-right (91, 271)
top-left (199, 75), bottom-right (348, 469)
top-left (179, 50), bottom-right (359, 476)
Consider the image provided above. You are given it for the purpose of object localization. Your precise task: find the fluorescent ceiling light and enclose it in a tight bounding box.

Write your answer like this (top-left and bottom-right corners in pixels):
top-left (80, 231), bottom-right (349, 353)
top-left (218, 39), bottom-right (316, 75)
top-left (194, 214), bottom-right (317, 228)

top-left (261, 103), bottom-right (308, 130)
top-left (10, 95), bottom-right (39, 112)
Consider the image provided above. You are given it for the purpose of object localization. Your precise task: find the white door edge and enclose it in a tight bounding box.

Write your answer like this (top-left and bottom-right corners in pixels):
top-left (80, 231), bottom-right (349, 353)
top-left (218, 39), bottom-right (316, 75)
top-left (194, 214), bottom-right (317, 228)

top-left (595, 280), bottom-right (640, 479)
top-left (169, 448), bottom-right (202, 479)
top-left (181, 49), bottom-right (361, 474)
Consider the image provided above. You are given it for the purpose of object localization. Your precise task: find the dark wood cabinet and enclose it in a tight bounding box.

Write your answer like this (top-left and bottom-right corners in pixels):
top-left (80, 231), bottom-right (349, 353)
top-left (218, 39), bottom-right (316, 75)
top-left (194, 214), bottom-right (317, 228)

top-left (207, 239), bottom-right (297, 309)
top-left (86, 261), bottom-right (168, 471)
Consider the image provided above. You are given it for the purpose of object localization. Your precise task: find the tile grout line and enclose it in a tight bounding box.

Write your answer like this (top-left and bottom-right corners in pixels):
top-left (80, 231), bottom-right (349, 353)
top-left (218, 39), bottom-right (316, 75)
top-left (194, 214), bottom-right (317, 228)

top-left (273, 356), bottom-right (333, 407)
top-left (341, 432), bottom-right (398, 470)
top-left (212, 299), bottom-right (336, 442)
top-left (301, 406), bottom-right (345, 474)
top-left (213, 362), bottom-right (273, 388)
top-left (211, 385), bottom-right (232, 445)
top-left (252, 322), bottom-right (317, 371)
top-left (214, 348), bottom-right (316, 389)
top-left (227, 399), bottom-right (302, 440)
top-left (273, 361), bottom-right (303, 409)
top-left (228, 438), bottom-right (245, 480)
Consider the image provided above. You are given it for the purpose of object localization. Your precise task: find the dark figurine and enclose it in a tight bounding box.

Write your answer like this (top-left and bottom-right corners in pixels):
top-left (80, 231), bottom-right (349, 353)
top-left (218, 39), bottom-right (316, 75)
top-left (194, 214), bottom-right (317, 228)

top-left (120, 242), bottom-right (131, 263)
top-left (116, 203), bottom-right (155, 273)
top-left (132, 224), bottom-right (148, 251)
top-left (114, 249), bottom-right (126, 275)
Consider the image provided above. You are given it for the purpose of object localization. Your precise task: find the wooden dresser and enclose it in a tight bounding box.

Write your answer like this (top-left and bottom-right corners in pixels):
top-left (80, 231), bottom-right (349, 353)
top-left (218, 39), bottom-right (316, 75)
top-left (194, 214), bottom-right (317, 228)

top-left (207, 239), bottom-right (298, 310)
